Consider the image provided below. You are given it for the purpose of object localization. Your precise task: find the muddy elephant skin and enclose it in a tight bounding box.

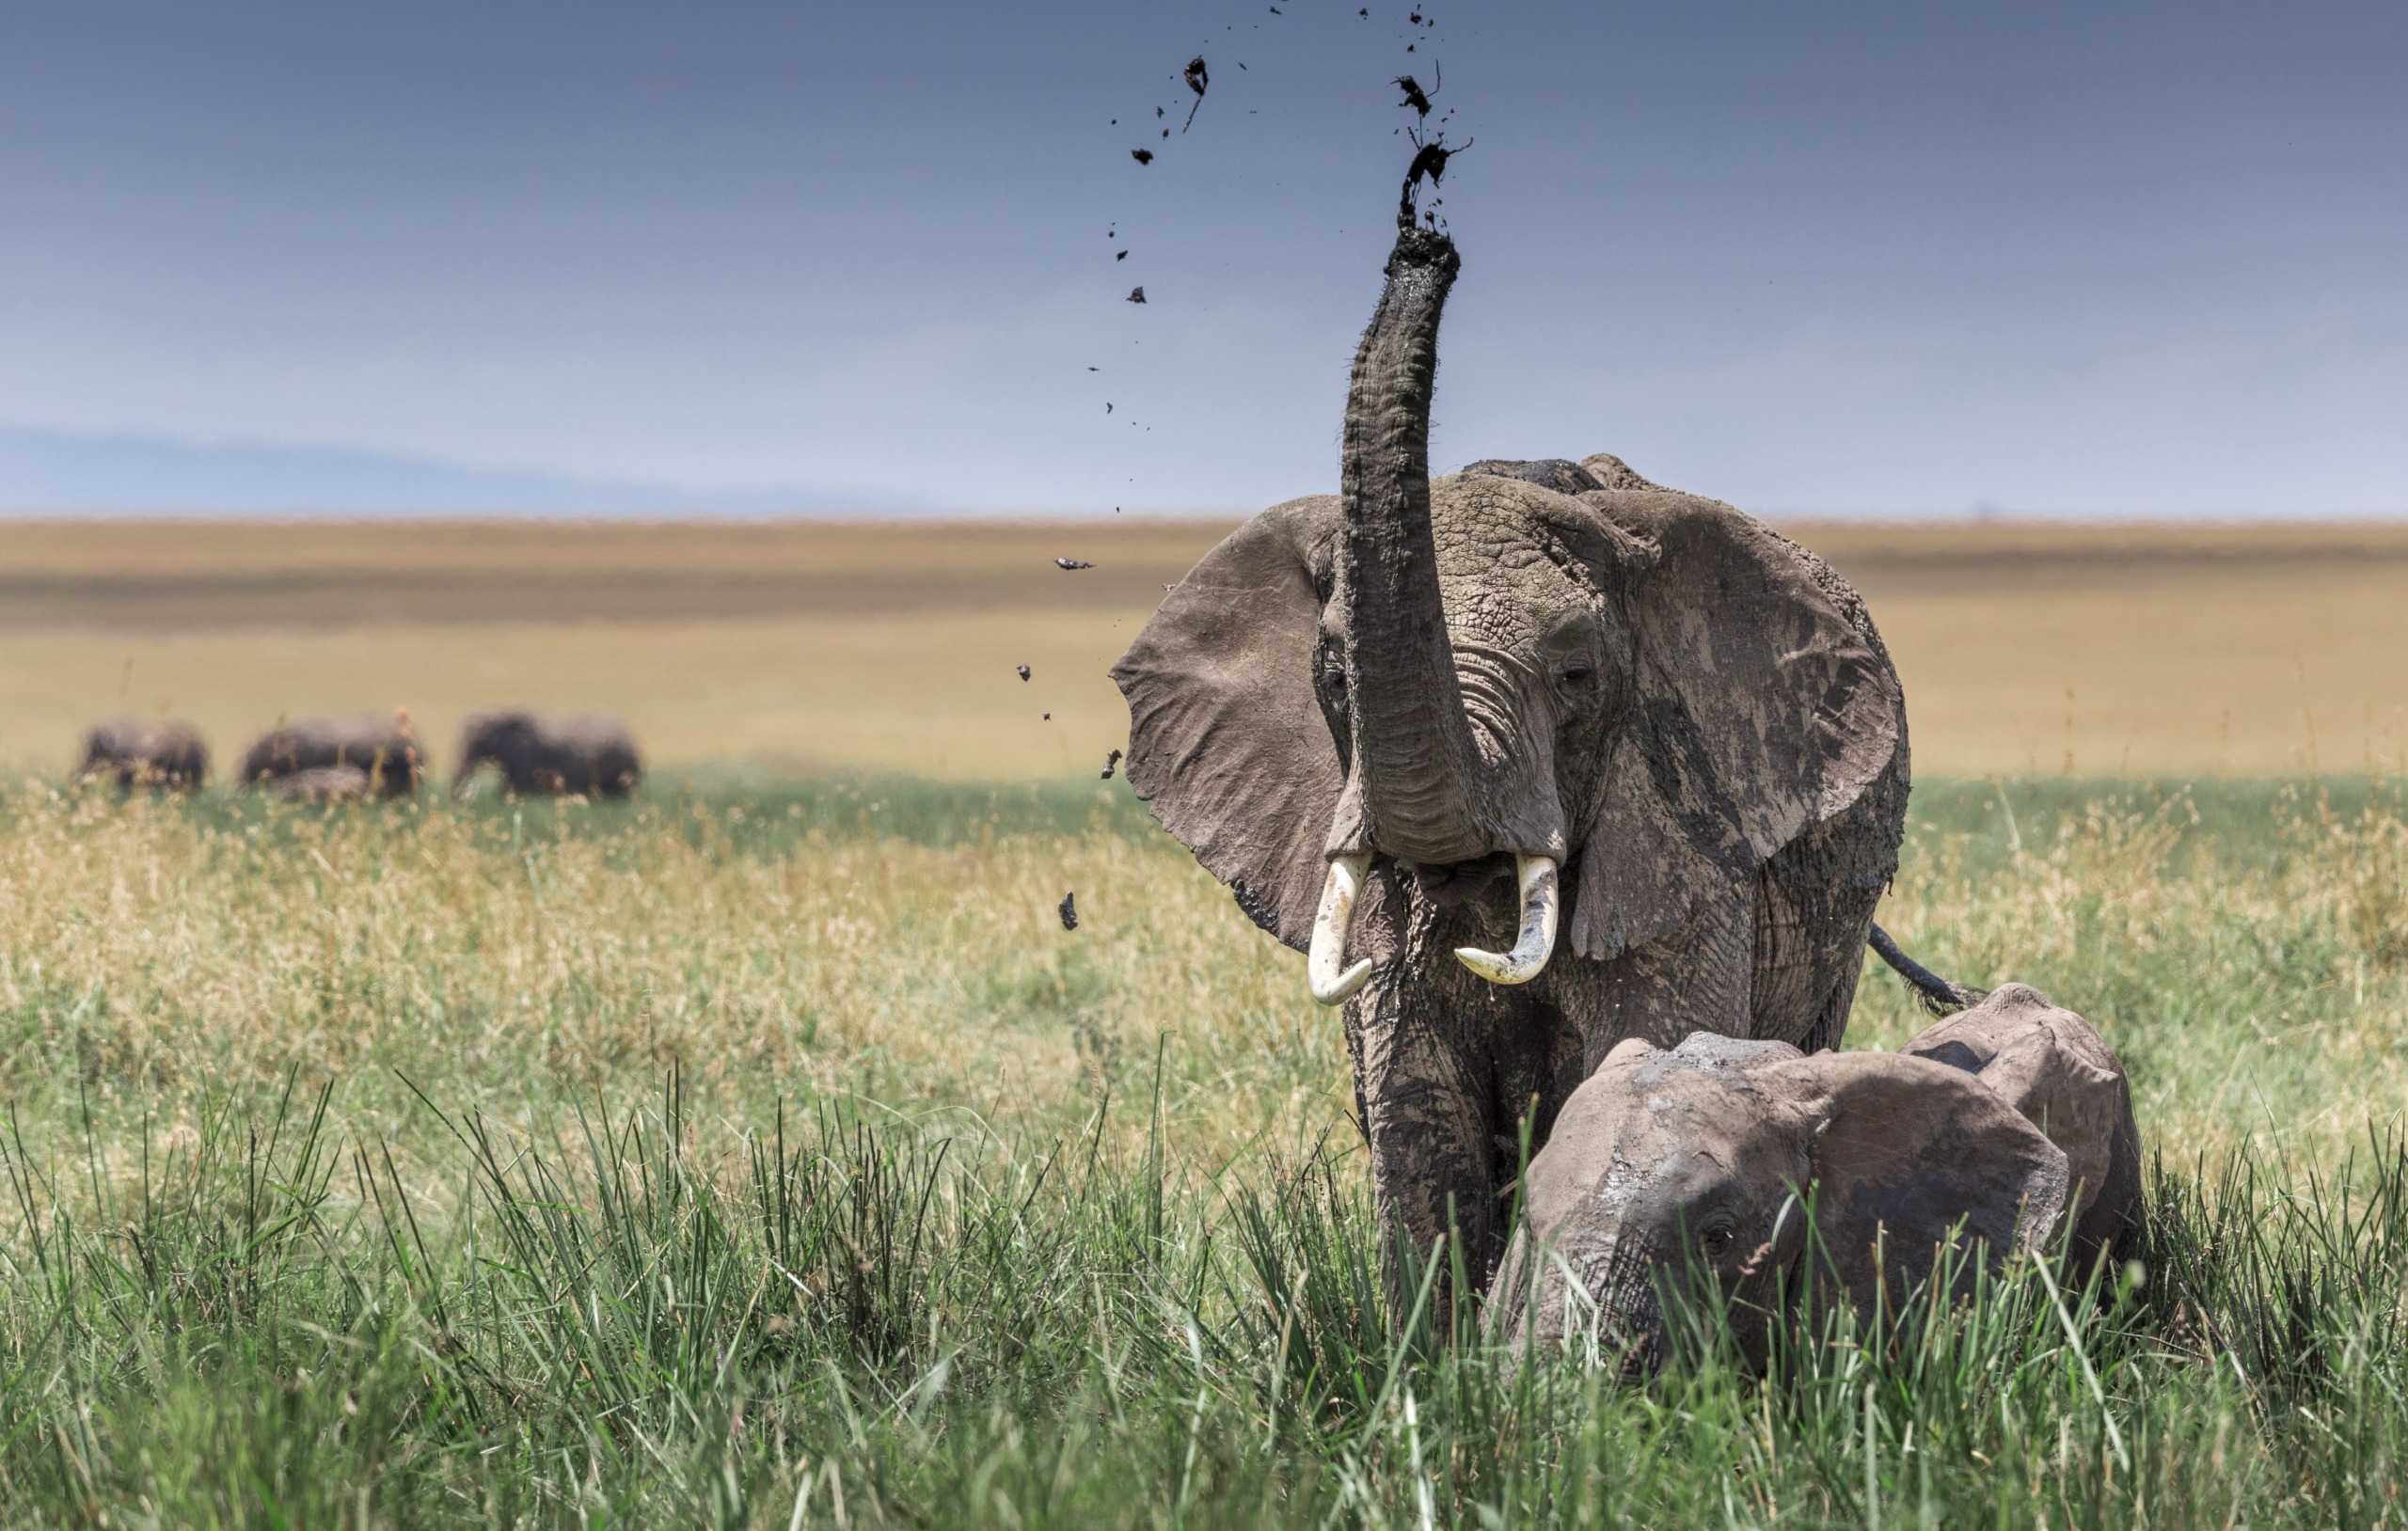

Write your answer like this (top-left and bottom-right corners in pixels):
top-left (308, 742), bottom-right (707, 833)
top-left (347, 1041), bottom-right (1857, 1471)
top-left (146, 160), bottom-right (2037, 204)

top-left (1488, 986), bottom-right (2141, 1368)
top-left (81, 718), bottom-right (210, 790)
top-left (1900, 983), bottom-right (2144, 1263)
top-left (1112, 227), bottom-right (1910, 1313)
top-left (455, 710), bottom-right (642, 798)
top-left (240, 716), bottom-right (424, 798)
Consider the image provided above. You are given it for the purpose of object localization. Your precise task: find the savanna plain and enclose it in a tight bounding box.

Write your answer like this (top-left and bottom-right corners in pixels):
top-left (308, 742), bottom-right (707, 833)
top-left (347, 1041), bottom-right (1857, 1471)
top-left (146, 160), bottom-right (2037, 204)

top-left (4, 517), bottom-right (2408, 1526)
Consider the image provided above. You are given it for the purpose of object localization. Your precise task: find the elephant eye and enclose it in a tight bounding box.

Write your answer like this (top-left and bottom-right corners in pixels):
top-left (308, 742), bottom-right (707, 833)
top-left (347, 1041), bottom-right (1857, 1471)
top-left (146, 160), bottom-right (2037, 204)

top-left (1555, 663), bottom-right (1598, 696)
top-left (1697, 1221), bottom-right (1737, 1255)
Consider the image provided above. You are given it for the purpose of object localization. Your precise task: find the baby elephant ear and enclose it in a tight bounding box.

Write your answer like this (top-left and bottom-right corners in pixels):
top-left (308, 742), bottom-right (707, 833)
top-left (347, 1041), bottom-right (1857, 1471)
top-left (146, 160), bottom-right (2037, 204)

top-left (1800, 1051), bottom-right (2070, 1317)
top-left (1904, 984), bottom-right (2144, 1264)
top-left (1111, 497), bottom-right (1344, 951)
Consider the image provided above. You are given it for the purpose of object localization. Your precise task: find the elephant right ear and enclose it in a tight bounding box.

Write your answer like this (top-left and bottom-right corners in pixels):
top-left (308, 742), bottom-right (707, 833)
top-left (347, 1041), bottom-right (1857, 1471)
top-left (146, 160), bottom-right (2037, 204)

top-left (1798, 1050), bottom-right (2069, 1317)
top-left (1111, 497), bottom-right (1345, 951)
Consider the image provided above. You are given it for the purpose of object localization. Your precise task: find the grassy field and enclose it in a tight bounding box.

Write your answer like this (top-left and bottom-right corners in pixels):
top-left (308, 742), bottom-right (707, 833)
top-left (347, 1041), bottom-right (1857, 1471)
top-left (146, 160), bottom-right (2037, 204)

top-left (1, 772), bottom-right (2406, 1524)
top-left (6, 516), bottom-right (2408, 778)
top-left (5, 516), bottom-right (2408, 1523)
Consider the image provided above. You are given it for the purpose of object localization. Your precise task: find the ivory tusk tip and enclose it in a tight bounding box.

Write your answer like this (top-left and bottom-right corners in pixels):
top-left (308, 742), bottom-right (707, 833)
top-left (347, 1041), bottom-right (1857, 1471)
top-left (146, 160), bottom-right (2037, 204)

top-left (1454, 946), bottom-right (1544, 986)
top-left (1311, 958), bottom-right (1372, 1006)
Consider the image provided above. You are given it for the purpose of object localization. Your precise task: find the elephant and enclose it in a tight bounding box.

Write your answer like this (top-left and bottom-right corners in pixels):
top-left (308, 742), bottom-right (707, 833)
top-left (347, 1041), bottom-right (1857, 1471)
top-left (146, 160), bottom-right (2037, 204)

top-left (80, 718), bottom-right (209, 790)
top-left (454, 709), bottom-right (642, 798)
top-left (1486, 985), bottom-right (2143, 1369)
top-left (240, 714), bottom-right (423, 798)
top-left (1112, 224), bottom-right (1918, 1314)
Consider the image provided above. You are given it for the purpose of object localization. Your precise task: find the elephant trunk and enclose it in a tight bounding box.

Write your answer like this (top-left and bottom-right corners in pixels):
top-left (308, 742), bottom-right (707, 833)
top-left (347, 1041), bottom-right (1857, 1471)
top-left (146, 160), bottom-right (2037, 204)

top-left (1337, 228), bottom-right (1486, 868)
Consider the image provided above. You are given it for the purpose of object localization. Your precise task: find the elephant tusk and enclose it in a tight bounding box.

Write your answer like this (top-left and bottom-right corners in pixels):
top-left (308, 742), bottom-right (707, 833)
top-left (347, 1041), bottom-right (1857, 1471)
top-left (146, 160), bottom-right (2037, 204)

top-left (1454, 855), bottom-right (1560, 986)
top-left (1308, 853), bottom-right (1375, 1005)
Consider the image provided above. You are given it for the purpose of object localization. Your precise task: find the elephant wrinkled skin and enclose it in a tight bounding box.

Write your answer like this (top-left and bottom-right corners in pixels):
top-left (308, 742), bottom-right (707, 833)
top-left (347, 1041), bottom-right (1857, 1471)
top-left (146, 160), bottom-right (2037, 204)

top-left (1487, 986), bottom-right (2142, 1368)
top-left (1112, 228), bottom-right (1910, 1315)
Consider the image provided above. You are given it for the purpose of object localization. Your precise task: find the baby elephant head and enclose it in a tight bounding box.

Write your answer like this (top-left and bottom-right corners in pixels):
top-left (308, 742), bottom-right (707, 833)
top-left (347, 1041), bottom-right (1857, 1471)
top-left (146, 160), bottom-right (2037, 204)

top-left (1487, 1029), bottom-right (2073, 1371)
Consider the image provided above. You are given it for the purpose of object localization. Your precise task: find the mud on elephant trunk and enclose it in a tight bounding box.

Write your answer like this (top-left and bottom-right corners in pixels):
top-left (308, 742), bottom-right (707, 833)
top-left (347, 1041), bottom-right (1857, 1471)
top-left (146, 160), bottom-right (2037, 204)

top-left (1313, 228), bottom-right (1564, 1002)
top-left (1330, 227), bottom-right (1487, 870)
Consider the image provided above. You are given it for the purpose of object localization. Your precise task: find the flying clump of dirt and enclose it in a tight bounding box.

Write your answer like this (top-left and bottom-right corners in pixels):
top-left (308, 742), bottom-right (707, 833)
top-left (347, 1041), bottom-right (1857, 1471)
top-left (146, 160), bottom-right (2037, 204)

top-left (1182, 56), bottom-right (1210, 130)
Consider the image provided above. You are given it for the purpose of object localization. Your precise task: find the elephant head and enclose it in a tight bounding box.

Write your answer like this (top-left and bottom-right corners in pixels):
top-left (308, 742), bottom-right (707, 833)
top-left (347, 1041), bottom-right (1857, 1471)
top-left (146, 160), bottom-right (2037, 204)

top-left (1486, 1031), bottom-right (2072, 1370)
top-left (1111, 228), bottom-right (1903, 1003)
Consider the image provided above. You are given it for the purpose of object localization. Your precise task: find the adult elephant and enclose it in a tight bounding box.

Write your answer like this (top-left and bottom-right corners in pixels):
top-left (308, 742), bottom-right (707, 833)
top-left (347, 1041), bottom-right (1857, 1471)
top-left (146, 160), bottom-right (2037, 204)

top-left (1112, 228), bottom-right (1912, 1313)
top-left (455, 710), bottom-right (642, 798)
top-left (81, 718), bottom-right (210, 790)
top-left (241, 714), bottom-right (424, 798)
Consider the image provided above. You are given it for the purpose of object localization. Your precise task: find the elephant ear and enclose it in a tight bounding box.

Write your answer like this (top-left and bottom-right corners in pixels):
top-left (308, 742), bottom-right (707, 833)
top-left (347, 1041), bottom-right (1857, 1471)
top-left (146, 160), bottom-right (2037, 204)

top-left (1111, 497), bottom-right (1344, 951)
top-left (1571, 490), bottom-right (1904, 959)
top-left (1903, 984), bottom-right (2143, 1262)
top-left (1797, 1050), bottom-right (2068, 1316)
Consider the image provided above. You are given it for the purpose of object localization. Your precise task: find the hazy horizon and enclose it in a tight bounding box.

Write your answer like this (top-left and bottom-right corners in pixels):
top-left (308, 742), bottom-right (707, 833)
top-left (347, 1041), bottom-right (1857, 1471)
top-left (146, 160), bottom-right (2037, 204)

top-left (3, 3), bottom-right (2402, 518)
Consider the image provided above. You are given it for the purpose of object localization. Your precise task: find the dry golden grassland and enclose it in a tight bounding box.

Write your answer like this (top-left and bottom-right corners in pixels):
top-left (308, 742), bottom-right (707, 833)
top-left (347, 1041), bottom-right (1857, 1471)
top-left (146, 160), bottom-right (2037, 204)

top-left (6, 515), bottom-right (2408, 777)
top-left (3, 775), bottom-right (2402, 1174)
top-left (1803, 520), bottom-right (2408, 777)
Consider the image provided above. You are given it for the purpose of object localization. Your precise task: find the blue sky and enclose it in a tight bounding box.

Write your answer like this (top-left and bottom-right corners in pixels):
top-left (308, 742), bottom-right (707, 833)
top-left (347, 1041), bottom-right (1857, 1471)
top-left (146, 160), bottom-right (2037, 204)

top-left (0, 2), bottom-right (2401, 515)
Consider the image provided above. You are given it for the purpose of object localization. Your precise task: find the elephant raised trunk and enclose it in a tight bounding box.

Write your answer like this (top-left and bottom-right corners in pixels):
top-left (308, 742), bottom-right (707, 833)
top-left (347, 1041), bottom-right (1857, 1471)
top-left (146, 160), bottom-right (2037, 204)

top-left (1335, 228), bottom-right (1488, 869)
top-left (1321, 227), bottom-right (1561, 1000)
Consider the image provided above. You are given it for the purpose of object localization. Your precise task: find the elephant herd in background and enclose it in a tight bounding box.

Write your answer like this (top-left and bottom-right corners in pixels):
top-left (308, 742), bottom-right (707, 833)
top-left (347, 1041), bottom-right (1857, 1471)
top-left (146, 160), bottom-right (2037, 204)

top-left (1113, 221), bottom-right (2144, 1361)
top-left (78, 708), bottom-right (642, 800)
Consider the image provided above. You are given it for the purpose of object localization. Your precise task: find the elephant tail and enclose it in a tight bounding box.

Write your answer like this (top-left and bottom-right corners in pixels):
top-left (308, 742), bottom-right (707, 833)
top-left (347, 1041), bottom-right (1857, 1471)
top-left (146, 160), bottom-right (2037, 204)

top-left (1866, 923), bottom-right (1985, 1016)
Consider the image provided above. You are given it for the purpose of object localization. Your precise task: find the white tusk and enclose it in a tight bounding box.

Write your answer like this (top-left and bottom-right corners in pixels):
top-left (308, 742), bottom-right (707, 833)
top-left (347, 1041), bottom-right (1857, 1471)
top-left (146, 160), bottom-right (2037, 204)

top-left (1454, 855), bottom-right (1560, 986)
top-left (1308, 853), bottom-right (1375, 1005)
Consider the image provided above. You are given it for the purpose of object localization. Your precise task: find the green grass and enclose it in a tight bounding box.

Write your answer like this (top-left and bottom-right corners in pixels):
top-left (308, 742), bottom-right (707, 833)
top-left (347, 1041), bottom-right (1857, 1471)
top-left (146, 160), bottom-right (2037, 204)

top-left (3, 773), bottom-right (2407, 1525)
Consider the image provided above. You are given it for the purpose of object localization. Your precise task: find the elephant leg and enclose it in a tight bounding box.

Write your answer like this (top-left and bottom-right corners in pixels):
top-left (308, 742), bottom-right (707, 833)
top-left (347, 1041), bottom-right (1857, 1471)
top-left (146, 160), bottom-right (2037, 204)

top-left (1341, 868), bottom-right (1544, 1326)
top-left (1345, 960), bottom-right (1500, 1331)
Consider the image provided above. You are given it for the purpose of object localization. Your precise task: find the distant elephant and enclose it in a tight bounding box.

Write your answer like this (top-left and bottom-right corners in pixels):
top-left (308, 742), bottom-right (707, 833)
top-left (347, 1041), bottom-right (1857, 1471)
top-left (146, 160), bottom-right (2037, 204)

top-left (80, 718), bottom-right (209, 789)
top-left (455, 710), bottom-right (641, 797)
top-left (1488, 986), bottom-right (2142, 1369)
top-left (1113, 225), bottom-right (1914, 1310)
top-left (240, 714), bottom-right (423, 798)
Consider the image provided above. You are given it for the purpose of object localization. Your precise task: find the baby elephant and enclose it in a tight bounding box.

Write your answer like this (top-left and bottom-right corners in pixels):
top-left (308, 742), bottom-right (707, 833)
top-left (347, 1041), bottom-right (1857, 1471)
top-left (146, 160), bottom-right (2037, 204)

top-left (456, 710), bottom-right (641, 798)
top-left (241, 714), bottom-right (424, 799)
top-left (81, 718), bottom-right (210, 789)
top-left (1489, 985), bottom-right (2141, 1369)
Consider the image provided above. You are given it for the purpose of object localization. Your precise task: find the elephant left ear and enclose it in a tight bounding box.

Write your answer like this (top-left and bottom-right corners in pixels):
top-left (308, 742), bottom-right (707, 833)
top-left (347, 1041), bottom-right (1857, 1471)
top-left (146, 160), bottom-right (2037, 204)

top-left (1571, 491), bottom-right (1905, 958)
top-left (1111, 497), bottom-right (1345, 951)
top-left (1798, 1050), bottom-right (2070, 1315)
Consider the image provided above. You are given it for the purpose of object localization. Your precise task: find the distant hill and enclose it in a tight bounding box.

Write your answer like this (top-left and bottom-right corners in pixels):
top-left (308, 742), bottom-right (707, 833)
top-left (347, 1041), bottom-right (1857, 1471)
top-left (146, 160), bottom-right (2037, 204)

top-left (0, 422), bottom-right (910, 515)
